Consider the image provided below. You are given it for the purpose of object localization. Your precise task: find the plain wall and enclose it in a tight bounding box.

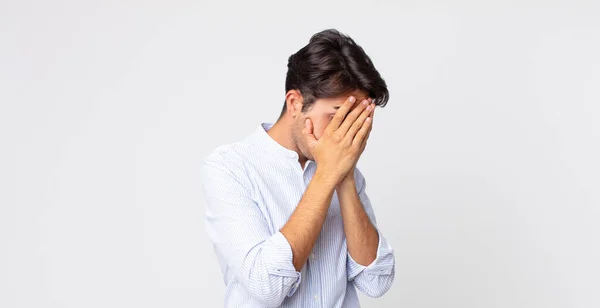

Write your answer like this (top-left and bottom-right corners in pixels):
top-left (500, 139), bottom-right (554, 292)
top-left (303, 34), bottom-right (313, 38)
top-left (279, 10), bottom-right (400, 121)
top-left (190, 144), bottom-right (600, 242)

top-left (1, 1), bottom-right (599, 307)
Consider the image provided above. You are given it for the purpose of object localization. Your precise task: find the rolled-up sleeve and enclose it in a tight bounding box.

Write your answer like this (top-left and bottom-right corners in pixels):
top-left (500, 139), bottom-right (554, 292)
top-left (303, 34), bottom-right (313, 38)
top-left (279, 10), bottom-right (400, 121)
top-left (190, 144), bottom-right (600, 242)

top-left (202, 155), bottom-right (301, 307)
top-left (346, 168), bottom-right (395, 298)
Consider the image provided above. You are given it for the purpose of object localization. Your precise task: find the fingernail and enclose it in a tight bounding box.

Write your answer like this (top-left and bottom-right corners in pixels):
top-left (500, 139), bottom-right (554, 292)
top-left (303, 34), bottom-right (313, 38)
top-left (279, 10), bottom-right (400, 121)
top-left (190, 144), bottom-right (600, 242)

top-left (366, 105), bottom-right (372, 111)
top-left (366, 117), bottom-right (372, 122)
top-left (349, 96), bottom-right (356, 103)
top-left (362, 99), bottom-right (369, 105)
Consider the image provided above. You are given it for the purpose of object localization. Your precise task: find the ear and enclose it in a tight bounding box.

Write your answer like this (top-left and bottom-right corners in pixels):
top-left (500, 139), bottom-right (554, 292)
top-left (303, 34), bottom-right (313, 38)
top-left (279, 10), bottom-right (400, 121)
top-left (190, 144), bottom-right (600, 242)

top-left (284, 90), bottom-right (304, 118)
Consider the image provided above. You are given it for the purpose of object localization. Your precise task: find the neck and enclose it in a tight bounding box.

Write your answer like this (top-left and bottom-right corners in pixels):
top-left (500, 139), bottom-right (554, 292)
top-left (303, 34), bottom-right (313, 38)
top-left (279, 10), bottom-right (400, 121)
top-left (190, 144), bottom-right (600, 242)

top-left (267, 119), bottom-right (308, 166)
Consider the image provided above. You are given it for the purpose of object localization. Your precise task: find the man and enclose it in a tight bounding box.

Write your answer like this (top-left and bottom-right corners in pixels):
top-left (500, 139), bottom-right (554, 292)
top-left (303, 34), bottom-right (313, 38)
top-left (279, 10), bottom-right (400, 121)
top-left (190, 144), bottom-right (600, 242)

top-left (202, 29), bottom-right (395, 307)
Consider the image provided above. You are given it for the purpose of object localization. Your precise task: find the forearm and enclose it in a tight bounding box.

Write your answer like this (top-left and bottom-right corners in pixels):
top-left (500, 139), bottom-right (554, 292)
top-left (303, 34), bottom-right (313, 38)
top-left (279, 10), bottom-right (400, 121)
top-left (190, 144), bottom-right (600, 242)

top-left (337, 178), bottom-right (379, 266)
top-left (280, 169), bottom-right (338, 271)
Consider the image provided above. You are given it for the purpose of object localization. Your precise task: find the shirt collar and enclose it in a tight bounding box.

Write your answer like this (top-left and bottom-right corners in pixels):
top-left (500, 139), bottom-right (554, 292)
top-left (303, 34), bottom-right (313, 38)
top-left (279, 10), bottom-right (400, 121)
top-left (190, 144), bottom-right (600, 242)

top-left (254, 123), bottom-right (300, 160)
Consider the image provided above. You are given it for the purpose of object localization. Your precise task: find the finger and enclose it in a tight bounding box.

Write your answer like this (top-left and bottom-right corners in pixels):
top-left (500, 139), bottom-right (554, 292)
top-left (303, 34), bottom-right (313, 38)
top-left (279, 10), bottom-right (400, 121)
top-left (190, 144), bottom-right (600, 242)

top-left (366, 102), bottom-right (375, 133)
top-left (345, 101), bottom-right (374, 142)
top-left (359, 104), bottom-right (375, 149)
top-left (370, 102), bottom-right (375, 121)
top-left (302, 118), bottom-right (318, 148)
top-left (353, 114), bottom-right (372, 147)
top-left (328, 96), bottom-right (357, 131)
top-left (361, 131), bottom-right (369, 150)
top-left (360, 121), bottom-right (372, 151)
top-left (337, 98), bottom-right (370, 136)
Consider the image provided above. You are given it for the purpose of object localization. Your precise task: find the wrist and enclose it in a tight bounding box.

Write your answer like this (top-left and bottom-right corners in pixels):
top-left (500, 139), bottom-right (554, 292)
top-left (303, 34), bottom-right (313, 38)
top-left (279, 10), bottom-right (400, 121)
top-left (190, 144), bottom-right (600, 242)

top-left (337, 174), bottom-right (356, 191)
top-left (314, 168), bottom-right (342, 190)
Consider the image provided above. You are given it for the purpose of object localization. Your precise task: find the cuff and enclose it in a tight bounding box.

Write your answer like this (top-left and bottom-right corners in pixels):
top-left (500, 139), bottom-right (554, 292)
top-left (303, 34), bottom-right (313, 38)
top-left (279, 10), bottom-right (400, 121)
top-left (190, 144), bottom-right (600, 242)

top-left (347, 229), bottom-right (394, 281)
top-left (262, 231), bottom-right (302, 296)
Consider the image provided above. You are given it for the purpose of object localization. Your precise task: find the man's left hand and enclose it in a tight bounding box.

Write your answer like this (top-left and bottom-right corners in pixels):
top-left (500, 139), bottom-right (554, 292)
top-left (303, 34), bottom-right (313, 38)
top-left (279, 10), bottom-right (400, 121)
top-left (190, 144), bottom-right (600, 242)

top-left (338, 99), bottom-right (375, 188)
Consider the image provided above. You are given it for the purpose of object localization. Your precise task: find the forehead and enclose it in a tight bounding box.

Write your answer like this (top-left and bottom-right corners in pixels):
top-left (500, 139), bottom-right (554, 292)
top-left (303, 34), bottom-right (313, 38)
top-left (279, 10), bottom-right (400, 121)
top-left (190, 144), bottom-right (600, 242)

top-left (314, 89), bottom-right (369, 109)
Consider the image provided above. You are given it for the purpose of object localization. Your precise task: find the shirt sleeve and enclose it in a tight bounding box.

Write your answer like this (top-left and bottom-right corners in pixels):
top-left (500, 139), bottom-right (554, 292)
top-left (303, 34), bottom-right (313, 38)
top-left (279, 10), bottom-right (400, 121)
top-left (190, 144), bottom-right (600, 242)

top-left (202, 155), bottom-right (301, 307)
top-left (346, 167), bottom-right (395, 298)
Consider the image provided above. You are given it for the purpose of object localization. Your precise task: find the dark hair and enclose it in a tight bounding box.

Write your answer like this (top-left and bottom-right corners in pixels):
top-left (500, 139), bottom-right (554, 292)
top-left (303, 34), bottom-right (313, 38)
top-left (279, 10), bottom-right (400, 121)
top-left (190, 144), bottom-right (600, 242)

top-left (281, 29), bottom-right (389, 117)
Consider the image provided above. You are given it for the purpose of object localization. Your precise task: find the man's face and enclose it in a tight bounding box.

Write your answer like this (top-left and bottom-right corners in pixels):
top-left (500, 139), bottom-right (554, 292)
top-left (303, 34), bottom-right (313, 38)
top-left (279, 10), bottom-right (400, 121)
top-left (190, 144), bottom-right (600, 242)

top-left (292, 89), bottom-right (370, 161)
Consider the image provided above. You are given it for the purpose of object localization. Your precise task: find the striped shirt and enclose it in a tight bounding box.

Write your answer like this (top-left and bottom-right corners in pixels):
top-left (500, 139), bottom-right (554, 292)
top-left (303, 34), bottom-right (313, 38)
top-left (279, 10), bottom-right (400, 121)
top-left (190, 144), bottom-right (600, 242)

top-left (202, 123), bottom-right (395, 307)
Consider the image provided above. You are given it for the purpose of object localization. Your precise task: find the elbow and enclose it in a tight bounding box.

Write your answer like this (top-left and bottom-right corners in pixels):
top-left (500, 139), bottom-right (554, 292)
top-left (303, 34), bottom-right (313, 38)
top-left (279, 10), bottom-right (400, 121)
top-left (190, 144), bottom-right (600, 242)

top-left (252, 294), bottom-right (286, 308)
top-left (236, 233), bottom-right (301, 306)
top-left (246, 282), bottom-right (290, 307)
top-left (364, 282), bottom-right (392, 298)
top-left (356, 269), bottom-right (395, 298)
top-left (240, 263), bottom-right (299, 307)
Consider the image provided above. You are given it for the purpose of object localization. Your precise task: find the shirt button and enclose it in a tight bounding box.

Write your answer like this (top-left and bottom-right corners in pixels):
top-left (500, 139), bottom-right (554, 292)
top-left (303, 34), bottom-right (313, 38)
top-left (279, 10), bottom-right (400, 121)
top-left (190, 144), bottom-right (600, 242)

top-left (310, 253), bottom-right (316, 259)
top-left (314, 294), bottom-right (319, 301)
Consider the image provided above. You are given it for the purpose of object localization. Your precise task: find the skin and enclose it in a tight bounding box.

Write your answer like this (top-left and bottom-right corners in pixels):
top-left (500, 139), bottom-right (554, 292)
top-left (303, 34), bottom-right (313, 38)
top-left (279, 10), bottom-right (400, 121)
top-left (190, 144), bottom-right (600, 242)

top-left (268, 89), bottom-right (379, 271)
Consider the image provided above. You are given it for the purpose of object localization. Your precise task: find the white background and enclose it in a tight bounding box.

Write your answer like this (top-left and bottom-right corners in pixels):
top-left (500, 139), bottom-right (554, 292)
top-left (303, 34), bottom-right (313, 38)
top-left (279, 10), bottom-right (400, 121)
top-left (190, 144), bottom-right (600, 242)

top-left (2, 1), bottom-right (599, 307)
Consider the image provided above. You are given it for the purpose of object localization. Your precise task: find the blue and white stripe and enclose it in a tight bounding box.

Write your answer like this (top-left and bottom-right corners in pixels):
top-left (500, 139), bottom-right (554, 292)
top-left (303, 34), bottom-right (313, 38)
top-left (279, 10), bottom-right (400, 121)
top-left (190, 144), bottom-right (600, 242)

top-left (202, 123), bottom-right (395, 307)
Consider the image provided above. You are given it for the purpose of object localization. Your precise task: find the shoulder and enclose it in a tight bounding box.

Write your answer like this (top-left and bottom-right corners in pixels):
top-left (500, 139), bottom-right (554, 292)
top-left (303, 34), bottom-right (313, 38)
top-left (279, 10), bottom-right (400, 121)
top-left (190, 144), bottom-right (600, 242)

top-left (202, 136), bottom-right (259, 185)
top-left (204, 141), bottom-right (246, 170)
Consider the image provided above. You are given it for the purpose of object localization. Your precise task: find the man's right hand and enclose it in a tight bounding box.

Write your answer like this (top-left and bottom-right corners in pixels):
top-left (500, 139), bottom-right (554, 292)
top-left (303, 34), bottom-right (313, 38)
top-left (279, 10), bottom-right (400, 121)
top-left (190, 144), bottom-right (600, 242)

top-left (302, 96), bottom-right (374, 184)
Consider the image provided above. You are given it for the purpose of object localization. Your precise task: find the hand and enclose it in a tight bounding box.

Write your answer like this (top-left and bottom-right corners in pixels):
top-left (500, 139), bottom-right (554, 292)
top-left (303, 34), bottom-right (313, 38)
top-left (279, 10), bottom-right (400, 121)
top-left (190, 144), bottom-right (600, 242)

top-left (340, 99), bottom-right (375, 185)
top-left (302, 96), bottom-right (375, 185)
